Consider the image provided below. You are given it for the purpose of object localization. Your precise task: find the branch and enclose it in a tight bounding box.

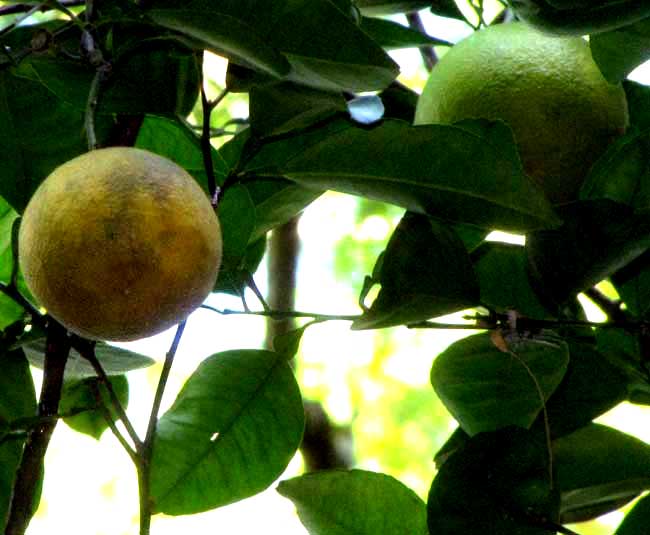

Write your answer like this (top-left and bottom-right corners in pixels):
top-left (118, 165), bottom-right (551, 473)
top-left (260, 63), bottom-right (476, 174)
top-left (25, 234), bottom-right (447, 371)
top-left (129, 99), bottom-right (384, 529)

top-left (406, 12), bottom-right (437, 71)
top-left (138, 321), bottom-right (186, 535)
top-left (200, 70), bottom-right (228, 206)
top-left (6, 320), bottom-right (70, 535)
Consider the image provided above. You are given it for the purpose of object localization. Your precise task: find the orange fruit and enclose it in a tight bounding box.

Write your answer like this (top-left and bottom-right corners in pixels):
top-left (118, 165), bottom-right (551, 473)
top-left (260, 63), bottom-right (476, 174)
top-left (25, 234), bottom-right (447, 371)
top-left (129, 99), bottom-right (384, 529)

top-left (19, 147), bottom-right (222, 341)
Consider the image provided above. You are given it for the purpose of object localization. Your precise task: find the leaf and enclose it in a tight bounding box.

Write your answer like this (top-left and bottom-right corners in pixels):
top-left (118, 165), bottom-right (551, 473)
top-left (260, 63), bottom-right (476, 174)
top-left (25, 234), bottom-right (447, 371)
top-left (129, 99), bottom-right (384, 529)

top-left (146, 0), bottom-right (399, 92)
top-left (471, 241), bottom-right (553, 320)
top-left (135, 115), bottom-right (229, 194)
top-left (554, 423), bottom-right (650, 523)
top-left (0, 199), bottom-right (28, 329)
top-left (150, 349), bottom-right (304, 514)
top-left (624, 81), bottom-right (650, 132)
top-left (429, 0), bottom-right (469, 22)
top-left (428, 427), bottom-right (557, 535)
top-left (272, 321), bottom-right (321, 360)
top-left (23, 341), bottom-right (154, 378)
top-left (590, 18), bottom-right (650, 83)
top-left (580, 129), bottom-right (650, 210)
top-left (431, 332), bottom-right (569, 435)
top-left (246, 118), bottom-right (560, 232)
top-left (277, 469), bottom-right (428, 535)
top-left (0, 70), bottom-right (114, 212)
top-left (354, 0), bottom-right (433, 15)
top-left (59, 375), bottom-right (129, 440)
top-left (352, 213), bottom-right (480, 330)
top-left (0, 350), bottom-right (37, 530)
top-left (526, 200), bottom-right (650, 308)
top-left (611, 249), bottom-right (650, 318)
top-left (615, 493), bottom-right (650, 535)
top-left (534, 338), bottom-right (628, 439)
top-left (249, 82), bottom-right (347, 139)
top-left (359, 16), bottom-right (451, 49)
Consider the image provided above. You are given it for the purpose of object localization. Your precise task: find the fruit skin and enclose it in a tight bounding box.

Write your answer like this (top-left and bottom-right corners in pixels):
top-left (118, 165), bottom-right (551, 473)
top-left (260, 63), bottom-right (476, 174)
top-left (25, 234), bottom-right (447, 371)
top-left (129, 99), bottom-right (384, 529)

top-left (509, 0), bottom-right (650, 36)
top-left (19, 147), bottom-right (222, 342)
top-left (414, 22), bottom-right (628, 204)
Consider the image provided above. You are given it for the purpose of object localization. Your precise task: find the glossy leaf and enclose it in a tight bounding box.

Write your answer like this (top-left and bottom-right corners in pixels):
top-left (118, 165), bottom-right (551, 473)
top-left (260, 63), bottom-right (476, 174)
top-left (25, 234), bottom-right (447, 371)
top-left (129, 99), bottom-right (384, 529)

top-left (431, 332), bottom-right (569, 435)
top-left (278, 469), bottom-right (427, 535)
top-left (580, 129), bottom-right (650, 210)
top-left (534, 338), bottom-right (628, 438)
top-left (590, 18), bottom-right (650, 83)
top-left (23, 341), bottom-right (154, 378)
top-left (527, 200), bottom-right (650, 308)
top-left (428, 427), bottom-right (557, 535)
top-left (554, 423), bottom-right (650, 523)
top-left (249, 82), bottom-right (346, 138)
top-left (246, 118), bottom-right (560, 232)
top-left (472, 241), bottom-right (553, 319)
top-left (359, 17), bottom-right (451, 49)
top-left (150, 349), bottom-right (304, 514)
top-left (353, 213), bottom-right (480, 330)
top-left (615, 493), bottom-right (650, 535)
top-left (0, 350), bottom-right (37, 530)
top-left (0, 71), bottom-right (113, 212)
top-left (135, 115), bottom-right (229, 195)
top-left (146, 0), bottom-right (399, 92)
top-left (59, 375), bottom-right (129, 440)
top-left (354, 0), bottom-right (432, 15)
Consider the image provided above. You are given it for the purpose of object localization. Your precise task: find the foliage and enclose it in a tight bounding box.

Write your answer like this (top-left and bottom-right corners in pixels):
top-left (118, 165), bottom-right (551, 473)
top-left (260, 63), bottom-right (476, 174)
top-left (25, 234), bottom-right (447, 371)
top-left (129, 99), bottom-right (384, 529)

top-left (1, 1), bottom-right (650, 535)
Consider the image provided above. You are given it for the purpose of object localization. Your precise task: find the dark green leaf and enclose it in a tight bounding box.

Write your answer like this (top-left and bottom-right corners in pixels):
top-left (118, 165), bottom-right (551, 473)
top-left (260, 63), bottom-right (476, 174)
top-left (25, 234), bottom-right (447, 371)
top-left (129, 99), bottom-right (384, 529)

top-left (353, 213), bottom-right (480, 329)
top-left (135, 115), bottom-right (229, 195)
top-left (272, 321), bottom-right (321, 360)
top-left (534, 338), bottom-right (627, 438)
top-left (23, 341), bottom-right (154, 378)
top-left (615, 493), bottom-right (650, 535)
top-left (624, 81), bottom-right (650, 132)
top-left (0, 350), bottom-right (37, 529)
top-left (150, 349), bottom-right (304, 514)
top-left (595, 328), bottom-right (650, 405)
top-left (59, 375), bottom-right (129, 440)
top-left (377, 82), bottom-right (418, 122)
top-left (354, 0), bottom-right (432, 15)
top-left (9, 24), bottom-right (200, 116)
top-left (590, 18), bottom-right (650, 83)
top-left (611, 249), bottom-right (650, 318)
top-left (554, 423), bottom-right (650, 523)
top-left (0, 70), bottom-right (114, 212)
top-left (472, 241), bottom-right (553, 319)
top-left (429, 0), bottom-right (468, 21)
top-left (249, 82), bottom-right (346, 138)
top-left (428, 427), bottom-right (557, 535)
top-left (359, 16), bottom-right (451, 49)
top-left (278, 469), bottom-right (427, 535)
top-left (246, 118), bottom-right (560, 232)
top-left (526, 200), bottom-right (650, 308)
top-left (580, 129), bottom-right (650, 210)
top-left (431, 332), bottom-right (569, 435)
top-left (0, 199), bottom-right (28, 329)
top-left (146, 0), bottom-right (399, 92)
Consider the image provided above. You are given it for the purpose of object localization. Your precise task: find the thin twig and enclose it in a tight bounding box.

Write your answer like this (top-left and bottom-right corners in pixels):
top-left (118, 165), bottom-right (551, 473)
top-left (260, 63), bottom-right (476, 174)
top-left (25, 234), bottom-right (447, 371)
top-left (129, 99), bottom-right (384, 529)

top-left (202, 304), bottom-right (360, 323)
top-left (138, 321), bottom-right (186, 535)
top-left (0, 0), bottom-right (84, 17)
top-left (73, 337), bottom-right (142, 449)
top-left (89, 381), bottom-right (137, 462)
top-left (84, 63), bottom-right (111, 150)
top-left (0, 4), bottom-right (40, 39)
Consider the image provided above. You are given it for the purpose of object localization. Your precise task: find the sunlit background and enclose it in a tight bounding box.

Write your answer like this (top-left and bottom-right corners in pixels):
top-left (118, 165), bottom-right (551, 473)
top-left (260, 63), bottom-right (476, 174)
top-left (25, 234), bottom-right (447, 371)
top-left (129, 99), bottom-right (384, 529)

top-left (8, 1), bottom-right (650, 534)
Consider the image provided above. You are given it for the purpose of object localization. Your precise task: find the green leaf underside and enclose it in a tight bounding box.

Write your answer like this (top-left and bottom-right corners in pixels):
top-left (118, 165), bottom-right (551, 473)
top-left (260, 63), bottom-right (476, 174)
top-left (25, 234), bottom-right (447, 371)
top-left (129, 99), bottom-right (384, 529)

top-left (431, 332), bottom-right (569, 435)
top-left (591, 19), bottom-right (650, 83)
top-left (150, 349), bottom-right (304, 514)
top-left (278, 469), bottom-right (427, 535)
top-left (554, 423), bottom-right (650, 522)
top-left (0, 351), bottom-right (37, 529)
top-left (615, 493), bottom-right (650, 535)
top-left (353, 213), bottom-right (480, 329)
top-left (147, 0), bottom-right (398, 92)
top-left (23, 341), bottom-right (154, 378)
top-left (246, 119), bottom-right (560, 232)
top-left (60, 375), bottom-right (129, 440)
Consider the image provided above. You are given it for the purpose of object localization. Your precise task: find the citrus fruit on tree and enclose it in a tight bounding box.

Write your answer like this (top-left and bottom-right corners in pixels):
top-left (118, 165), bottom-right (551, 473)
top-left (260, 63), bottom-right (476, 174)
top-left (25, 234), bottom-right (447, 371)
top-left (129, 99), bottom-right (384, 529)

top-left (18, 147), bottom-right (222, 342)
top-left (414, 22), bottom-right (629, 204)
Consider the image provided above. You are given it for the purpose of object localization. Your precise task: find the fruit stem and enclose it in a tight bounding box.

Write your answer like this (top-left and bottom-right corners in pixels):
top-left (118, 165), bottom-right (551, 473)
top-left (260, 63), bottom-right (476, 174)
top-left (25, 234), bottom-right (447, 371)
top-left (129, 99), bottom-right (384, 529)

top-left (5, 320), bottom-right (70, 535)
top-left (137, 321), bottom-right (186, 535)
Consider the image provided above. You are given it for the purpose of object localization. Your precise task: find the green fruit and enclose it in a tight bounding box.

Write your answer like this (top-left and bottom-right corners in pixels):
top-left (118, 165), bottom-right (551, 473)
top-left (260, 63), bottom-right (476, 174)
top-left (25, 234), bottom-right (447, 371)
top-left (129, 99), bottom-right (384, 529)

top-left (414, 22), bottom-right (628, 204)
top-left (509, 0), bottom-right (650, 35)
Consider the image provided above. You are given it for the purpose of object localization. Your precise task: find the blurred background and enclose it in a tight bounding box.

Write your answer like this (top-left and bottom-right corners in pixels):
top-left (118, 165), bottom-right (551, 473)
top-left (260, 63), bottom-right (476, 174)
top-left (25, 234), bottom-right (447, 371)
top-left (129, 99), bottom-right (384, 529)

top-left (12, 1), bottom-right (650, 534)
